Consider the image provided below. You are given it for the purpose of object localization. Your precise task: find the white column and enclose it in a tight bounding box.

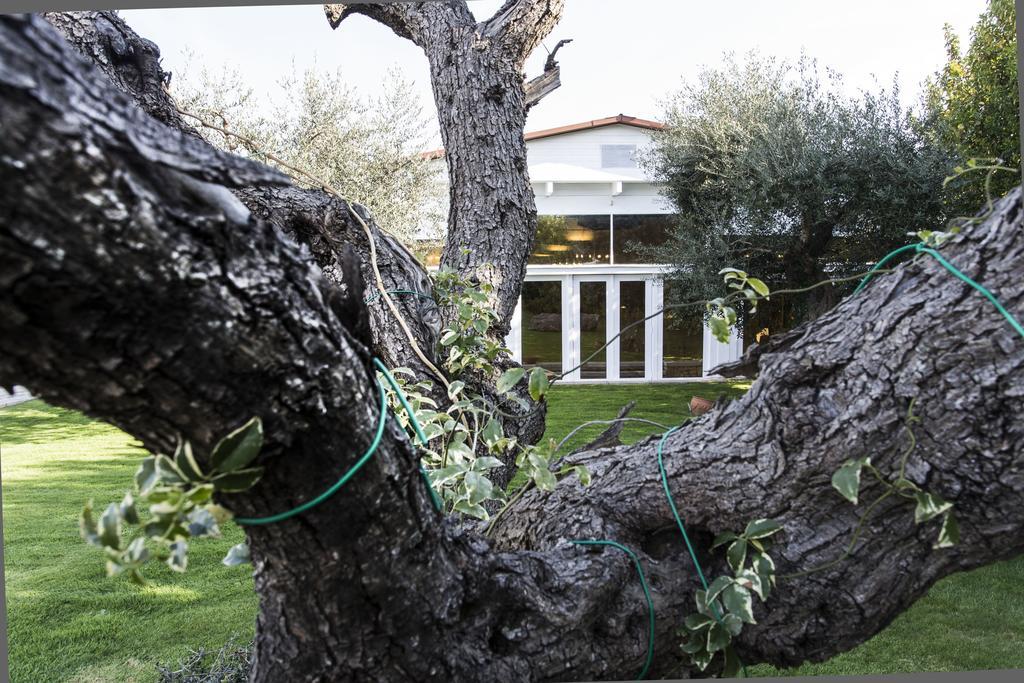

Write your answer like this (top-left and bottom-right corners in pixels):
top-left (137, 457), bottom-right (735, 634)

top-left (647, 278), bottom-right (664, 381)
top-left (562, 275), bottom-right (577, 381)
top-left (507, 298), bottom-right (522, 362)
top-left (607, 276), bottom-right (621, 380)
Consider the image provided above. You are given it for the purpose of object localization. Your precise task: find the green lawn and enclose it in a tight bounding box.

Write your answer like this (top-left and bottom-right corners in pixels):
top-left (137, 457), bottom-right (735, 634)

top-left (3, 386), bottom-right (1023, 681)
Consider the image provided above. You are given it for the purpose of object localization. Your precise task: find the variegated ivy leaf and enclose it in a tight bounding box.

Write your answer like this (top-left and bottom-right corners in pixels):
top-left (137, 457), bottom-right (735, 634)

top-left (726, 538), bottom-right (748, 574)
top-left (210, 416), bottom-right (263, 474)
top-left (722, 583), bottom-right (755, 624)
top-left (743, 518), bottom-right (782, 540)
top-left (832, 456), bottom-right (870, 505)
top-left (914, 491), bottom-right (953, 524)
top-left (934, 511), bottom-right (960, 549)
top-left (222, 542), bottom-right (251, 567)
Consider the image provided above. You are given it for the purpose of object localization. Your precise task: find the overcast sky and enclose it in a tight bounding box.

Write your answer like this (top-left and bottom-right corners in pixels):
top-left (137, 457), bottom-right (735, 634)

top-left (122, 1), bottom-right (988, 147)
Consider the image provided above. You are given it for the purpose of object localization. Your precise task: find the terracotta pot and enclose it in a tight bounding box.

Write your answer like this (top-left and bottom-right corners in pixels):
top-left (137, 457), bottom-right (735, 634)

top-left (689, 396), bottom-right (714, 416)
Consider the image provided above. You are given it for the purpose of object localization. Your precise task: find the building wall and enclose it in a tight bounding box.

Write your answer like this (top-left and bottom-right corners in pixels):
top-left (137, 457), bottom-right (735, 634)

top-left (424, 122), bottom-right (746, 381)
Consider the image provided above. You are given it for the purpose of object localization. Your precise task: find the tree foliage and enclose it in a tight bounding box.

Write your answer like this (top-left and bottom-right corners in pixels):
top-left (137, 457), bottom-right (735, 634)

top-left (642, 53), bottom-right (954, 328)
top-left (170, 57), bottom-right (445, 243)
top-left (923, 0), bottom-right (1020, 211)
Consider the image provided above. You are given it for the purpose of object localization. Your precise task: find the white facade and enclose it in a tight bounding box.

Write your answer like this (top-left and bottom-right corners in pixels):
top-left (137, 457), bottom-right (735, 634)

top-left (427, 116), bottom-right (744, 382)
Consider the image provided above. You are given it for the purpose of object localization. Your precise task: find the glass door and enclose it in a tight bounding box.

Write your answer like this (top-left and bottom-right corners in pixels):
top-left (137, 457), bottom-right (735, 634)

top-left (618, 279), bottom-right (647, 379)
top-left (520, 280), bottom-right (564, 374)
top-left (576, 278), bottom-right (608, 379)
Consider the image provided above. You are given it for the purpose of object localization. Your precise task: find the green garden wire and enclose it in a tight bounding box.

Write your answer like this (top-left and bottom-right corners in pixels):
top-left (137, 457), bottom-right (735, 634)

top-left (372, 358), bottom-right (445, 511)
top-left (657, 426), bottom-right (748, 677)
top-left (570, 540), bottom-right (655, 680)
top-left (854, 242), bottom-right (1024, 339)
top-left (235, 358), bottom-right (441, 526)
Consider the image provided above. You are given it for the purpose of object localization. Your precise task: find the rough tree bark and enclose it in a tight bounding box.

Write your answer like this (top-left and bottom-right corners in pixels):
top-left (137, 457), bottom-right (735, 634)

top-left (324, 0), bottom-right (572, 467)
top-left (325, 1), bottom-right (566, 337)
top-left (4, 12), bottom-right (1024, 683)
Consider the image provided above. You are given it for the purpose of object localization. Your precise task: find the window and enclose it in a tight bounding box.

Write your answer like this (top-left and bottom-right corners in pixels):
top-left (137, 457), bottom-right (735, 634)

top-left (612, 214), bottom-right (674, 264)
top-left (530, 215), bottom-right (611, 265)
top-left (521, 281), bottom-right (563, 373)
top-left (663, 281), bottom-right (703, 378)
top-left (601, 144), bottom-right (637, 168)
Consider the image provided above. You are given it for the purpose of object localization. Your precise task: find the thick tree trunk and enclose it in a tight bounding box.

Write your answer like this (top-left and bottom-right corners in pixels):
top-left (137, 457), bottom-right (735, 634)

top-left (326, 2), bottom-right (564, 334)
top-left (4, 12), bottom-right (1024, 683)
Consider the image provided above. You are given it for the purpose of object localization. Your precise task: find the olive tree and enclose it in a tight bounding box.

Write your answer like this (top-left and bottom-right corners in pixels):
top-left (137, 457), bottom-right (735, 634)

top-left (641, 53), bottom-right (954, 322)
top-left (3, 10), bottom-right (1024, 682)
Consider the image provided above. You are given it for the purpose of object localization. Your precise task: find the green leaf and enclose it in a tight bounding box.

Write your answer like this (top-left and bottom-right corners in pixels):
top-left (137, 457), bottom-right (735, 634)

top-left (681, 633), bottom-right (706, 654)
top-left (155, 455), bottom-right (187, 487)
top-left (684, 613), bottom-right (713, 631)
top-left (746, 277), bottom-right (770, 297)
top-left (532, 467), bottom-right (557, 492)
top-left (743, 518), bottom-right (783, 540)
top-left (722, 613), bottom-right (744, 637)
top-left (695, 589), bottom-right (714, 618)
top-left (705, 575), bottom-right (734, 604)
top-left (439, 329), bottom-right (459, 346)
top-left (119, 491), bottom-right (139, 525)
top-left (222, 542), bottom-right (251, 567)
top-left (209, 467), bottom-right (263, 493)
top-left (464, 471), bottom-right (494, 506)
top-left (186, 508), bottom-right (222, 538)
top-left (707, 622), bottom-right (731, 653)
top-left (528, 367), bottom-right (549, 402)
top-left (496, 367), bottom-right (526, 394)
top-left (166, 540), bottom-right (188, 573)
top-left (99, 502), bottom-right (122, 550)
top-left (934, 510), bottom-right (960, 549)
top-left (914, 491), bottom-right (953, 524)
top-left (125, 537), bottom-right (149, 565)
top-left (210, 417), bottom-right (263, 473)
top-left (737, 568), bottom-right (765, 601)
top-left (453, 500), bottom-right (488, 520)
top-left (134, 456), bottom-right (159, 494)
top-left (447, 380), bottom-right (465, 400)
top-left (173, 439), bottom-right (205, 482)
top-left (831, 456), bottom-right (870, 505)
top-left (205, 503), bottom-right (234, 524)
top-left (727, 539), bottom-right (748, 574)
top-left (481, 418), bottom-right (503, 447)
top-left (80, 500), bottom-right (101, 546)
top-left (722, 644), bottom-right (743, 678)
top-left (722, 583), bottom-right (755, 624)
top-left (709, 316), bottom-right (731, 344)
top-left (573, 465), bottom-right (591, 487)
top-left (711, 531), bottom-right (738, 549)
top-left (472, 456), bottom-right (505, 471)
top-left (692, 648), bottom-right (714, 671)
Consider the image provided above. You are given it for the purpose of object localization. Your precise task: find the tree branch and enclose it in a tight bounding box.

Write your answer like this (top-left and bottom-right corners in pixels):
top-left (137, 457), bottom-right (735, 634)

top-left (523, 37), bottom-right (571, 109)
top-left (480, 0), bottom-right (565, 61)
top-left (324, 1), bottom-right (474, 46)
top-left (8, 12), bottom-right (1024, 682)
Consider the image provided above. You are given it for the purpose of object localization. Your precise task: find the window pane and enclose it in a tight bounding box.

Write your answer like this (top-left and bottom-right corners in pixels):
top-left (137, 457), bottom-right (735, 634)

top-left (531, 215), bottom-right (611, 265)
top-left (580, 281), bottom-right (606, 379)
top-left (619, 281), bottom-right (646, 378)
top-left (613, 214), bottom-right (674, 264)
top-left (601, 144), bottom-right (637, 168)
top-left (521, 281), bottom-right (562, 374)
top-left (663, 281), bottom-right (703, 378)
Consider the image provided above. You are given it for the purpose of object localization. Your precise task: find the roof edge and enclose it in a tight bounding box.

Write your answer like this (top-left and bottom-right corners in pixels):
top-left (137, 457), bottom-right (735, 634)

top-left (421, 114), bottom-right (664, 160)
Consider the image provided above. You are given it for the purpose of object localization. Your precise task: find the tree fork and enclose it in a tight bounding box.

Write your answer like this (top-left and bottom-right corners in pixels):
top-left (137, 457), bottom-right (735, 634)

top-left (4, 11), bottom-right (1024, 682)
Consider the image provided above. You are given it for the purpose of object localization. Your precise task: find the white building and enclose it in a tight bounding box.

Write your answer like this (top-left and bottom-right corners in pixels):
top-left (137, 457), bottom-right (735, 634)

top-left (424, 114), bottom-right (743, 383)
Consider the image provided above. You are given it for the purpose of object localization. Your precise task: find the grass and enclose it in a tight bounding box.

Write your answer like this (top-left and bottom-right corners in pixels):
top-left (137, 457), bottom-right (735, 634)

top-left (3, 385), bottom-right (1023, 681)
top-left (1, 401), bottom-right (256, 682)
